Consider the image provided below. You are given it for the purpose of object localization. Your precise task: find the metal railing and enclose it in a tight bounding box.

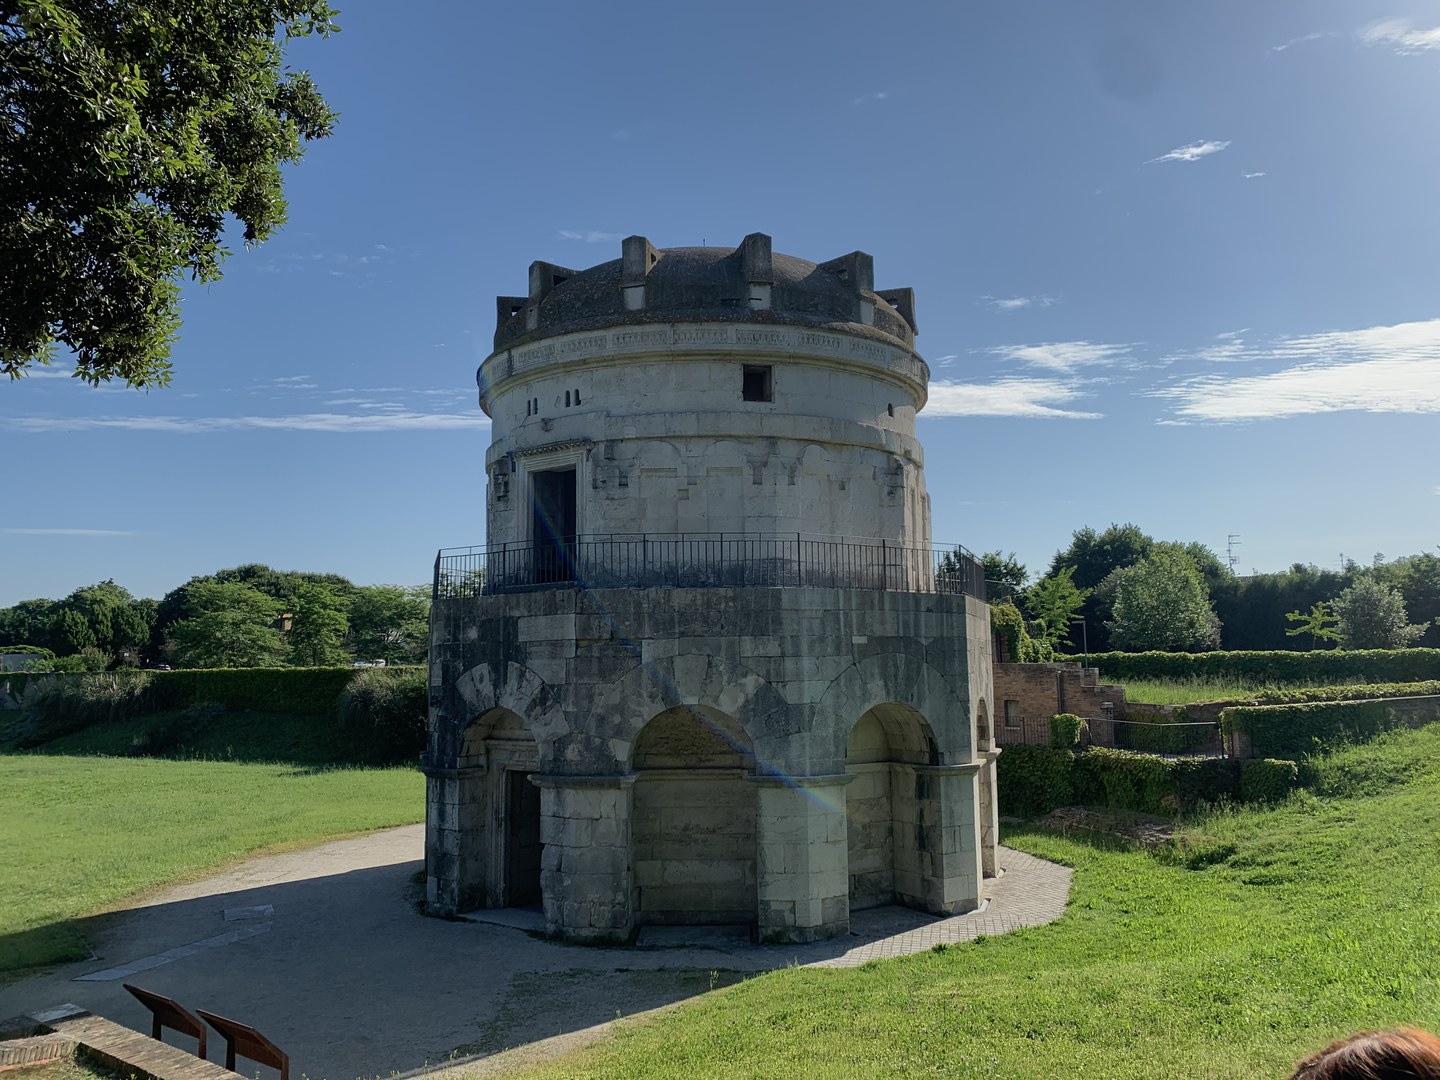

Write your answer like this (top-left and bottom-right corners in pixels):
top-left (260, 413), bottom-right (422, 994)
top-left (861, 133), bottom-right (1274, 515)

top-left (434, 533), bottom-right (986, 601)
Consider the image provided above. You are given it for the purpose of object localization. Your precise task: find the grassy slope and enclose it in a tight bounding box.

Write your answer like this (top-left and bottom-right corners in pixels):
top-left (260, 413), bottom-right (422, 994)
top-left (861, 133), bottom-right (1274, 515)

top-left (1, 708), bottom-right (424, 973)
top-left (501, 726), bottom-right (1440, 1080)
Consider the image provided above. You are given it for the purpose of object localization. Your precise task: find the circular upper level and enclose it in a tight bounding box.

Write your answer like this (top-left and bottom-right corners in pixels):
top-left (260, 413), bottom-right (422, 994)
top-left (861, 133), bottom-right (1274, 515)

top-left (491, 232), bottom-right (919, 354)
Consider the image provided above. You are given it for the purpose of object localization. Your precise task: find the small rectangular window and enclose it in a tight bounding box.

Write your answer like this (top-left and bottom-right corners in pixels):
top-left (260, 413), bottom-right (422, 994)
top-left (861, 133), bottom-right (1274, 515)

top-left (742, 365), bottom-right (773, 402)
top-left (1004, 700), bottom-right (1021, 727)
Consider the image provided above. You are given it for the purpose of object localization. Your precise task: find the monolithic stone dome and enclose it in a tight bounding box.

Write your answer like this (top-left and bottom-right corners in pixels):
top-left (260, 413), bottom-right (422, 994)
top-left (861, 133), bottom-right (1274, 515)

top-left (493, 233), bottom-right (918, 352)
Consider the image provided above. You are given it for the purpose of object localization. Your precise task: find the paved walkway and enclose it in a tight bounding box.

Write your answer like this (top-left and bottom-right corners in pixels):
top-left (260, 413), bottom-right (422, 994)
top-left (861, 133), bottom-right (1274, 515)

top-left (0, 827), bottom-right (1071, 1080)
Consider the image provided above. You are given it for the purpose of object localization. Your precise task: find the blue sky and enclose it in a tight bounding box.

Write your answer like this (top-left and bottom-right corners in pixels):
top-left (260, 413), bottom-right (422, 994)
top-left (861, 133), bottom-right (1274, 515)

top-left (4, 0), bottom-right (1439, 605)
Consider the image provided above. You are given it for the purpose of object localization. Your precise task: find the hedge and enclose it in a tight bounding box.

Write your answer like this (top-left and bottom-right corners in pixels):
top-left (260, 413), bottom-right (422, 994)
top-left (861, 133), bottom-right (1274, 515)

top-left (1240, 758), bottom-right (1299, 803)
top-left (995, 746), bottom-right (1075, 815)
top-left (1222, 699), bottom-right (1402, 760)
top-left (1049, 713), bottom-right (1086, 749)
top-left (1074, 649), bottom-right (1440, 685)
top-left (8, 666), bottom-right (425, 749)
top-left (1246, 680), bottom-right (1440, 706)
top-left (1113, 719), bottom-right (1216, 755)
top-left (997, 746), bottom-right (1259, 817)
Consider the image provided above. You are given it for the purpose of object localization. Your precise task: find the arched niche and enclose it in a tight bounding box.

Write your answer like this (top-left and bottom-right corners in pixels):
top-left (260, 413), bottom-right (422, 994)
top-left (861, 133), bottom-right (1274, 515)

top-left (844, 702), bottom-right (939, 911)
top-left (630, 705), bottom-right (758, 927)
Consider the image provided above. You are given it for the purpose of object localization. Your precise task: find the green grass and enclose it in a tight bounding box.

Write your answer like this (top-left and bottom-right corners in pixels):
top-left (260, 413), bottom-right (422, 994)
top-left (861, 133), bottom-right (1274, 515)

top-left (493, 726), bottom-right (1440, 1080)
top-left (1120, 676), bottom-right (1314, 706)
top-left (0, 753), bottom-right (422, 974)
top-left (4, 1055), bottom-right (121, 1080)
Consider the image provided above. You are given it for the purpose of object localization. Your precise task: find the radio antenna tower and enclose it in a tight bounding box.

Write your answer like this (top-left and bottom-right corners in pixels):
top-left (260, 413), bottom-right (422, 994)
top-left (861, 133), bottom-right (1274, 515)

top-left (1226, 534), bottom-right (1241, 573)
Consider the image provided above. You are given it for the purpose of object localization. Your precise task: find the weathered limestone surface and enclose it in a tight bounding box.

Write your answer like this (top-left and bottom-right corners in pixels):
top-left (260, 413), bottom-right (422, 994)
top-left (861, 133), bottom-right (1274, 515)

top-left (426, 587), bottom-right (992, 942)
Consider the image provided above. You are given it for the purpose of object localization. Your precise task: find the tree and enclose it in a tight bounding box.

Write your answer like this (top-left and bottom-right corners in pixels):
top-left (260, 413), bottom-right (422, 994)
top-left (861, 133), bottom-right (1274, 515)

top-left (1024, 567), bottom-right (1089, 649)
top-left (1331, 577), bottom-right (1429, 649)
top-left (1041, 523), bottom-right (1154, 652)
top-left (170, 581), bottom-right (282, 668)
top-left (1, 1), bottom-right (338, 386)
top-left (348, 585), bottom-right (430, 665)
top-left (1105, 547), bottom-right (1221, 652)
top-left (979, 551), bottom-right (1028, 598)
top-left (285, 581), bottom-right (350, 667)
top-left (1381, 551), bottom-right (1440, 648)
top-left (1284, 601), bottom-right (1340, 650)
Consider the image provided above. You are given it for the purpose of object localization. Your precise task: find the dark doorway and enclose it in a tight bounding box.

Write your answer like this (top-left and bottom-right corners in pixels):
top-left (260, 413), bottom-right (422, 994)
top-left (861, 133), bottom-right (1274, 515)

top-left (505, 771), bottom-right (543, 908)
top-left (531, 468), bottom-right (577, 583)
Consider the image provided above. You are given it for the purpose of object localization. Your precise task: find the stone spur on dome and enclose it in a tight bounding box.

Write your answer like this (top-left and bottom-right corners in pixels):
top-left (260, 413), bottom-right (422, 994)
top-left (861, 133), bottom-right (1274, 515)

top-left (428, 233), bottom-right (996, 945)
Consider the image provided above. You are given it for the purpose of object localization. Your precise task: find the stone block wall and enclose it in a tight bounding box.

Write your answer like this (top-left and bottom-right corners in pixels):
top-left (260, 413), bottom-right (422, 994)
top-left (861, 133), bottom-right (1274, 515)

top-left (426, 586), bottom-right (992, 943)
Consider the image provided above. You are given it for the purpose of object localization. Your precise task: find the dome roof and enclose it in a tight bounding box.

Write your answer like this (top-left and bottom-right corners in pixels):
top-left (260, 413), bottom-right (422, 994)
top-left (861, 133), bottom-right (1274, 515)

top-left (492, 234), bottom-right (917, 353)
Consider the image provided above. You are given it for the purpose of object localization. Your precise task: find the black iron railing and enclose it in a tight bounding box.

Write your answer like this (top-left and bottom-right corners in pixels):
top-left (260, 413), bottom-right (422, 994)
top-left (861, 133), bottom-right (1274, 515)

top-left (434, 533), bottom-right (986, 602)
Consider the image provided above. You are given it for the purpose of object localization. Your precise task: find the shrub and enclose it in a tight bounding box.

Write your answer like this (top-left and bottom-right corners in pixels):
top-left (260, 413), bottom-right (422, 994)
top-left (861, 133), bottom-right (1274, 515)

top-left (1173, 757), bottom-right (1239, 807)
top-left (996, 745), bottom-right (1074, 815)
top-left (1073, 748), bottom-right (1178, 815)
top-left (1049, 713), bottom-right (1086, 748)
top-left (337, 666), bottom-right (427, 760)
top-left (1222, 700), bottom-right (1398, 759)
top-left (1239, 758), bottom-right (1299, 803)
top-left (17, 671), bottom-right (156, 746)
top-left (1077, 648), bottom-right (1440, 685)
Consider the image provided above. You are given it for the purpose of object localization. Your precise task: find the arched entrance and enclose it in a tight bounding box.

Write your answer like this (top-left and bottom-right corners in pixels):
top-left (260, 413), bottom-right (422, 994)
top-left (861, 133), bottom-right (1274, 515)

top-left (630, 705), bottom-right (757, 926)
top-left (459, 707), bottom-right (541, 909)
top-left (844, 702), bottom-right (939, 911)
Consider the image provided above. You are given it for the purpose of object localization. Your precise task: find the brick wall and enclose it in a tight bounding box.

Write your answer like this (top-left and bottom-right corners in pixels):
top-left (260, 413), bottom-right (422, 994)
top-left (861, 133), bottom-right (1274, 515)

top-left (993, 663), bottom-right (1129, 747)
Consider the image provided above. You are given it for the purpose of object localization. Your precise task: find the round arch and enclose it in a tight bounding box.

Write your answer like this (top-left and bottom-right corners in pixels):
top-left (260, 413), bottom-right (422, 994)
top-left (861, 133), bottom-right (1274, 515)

top-left (816, 652), bottom-right (971, 768)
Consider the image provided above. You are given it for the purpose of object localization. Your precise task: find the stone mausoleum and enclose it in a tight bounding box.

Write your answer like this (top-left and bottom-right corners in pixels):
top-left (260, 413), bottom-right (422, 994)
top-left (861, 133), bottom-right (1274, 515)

top-left (425, 234), bottom-right (997, 943)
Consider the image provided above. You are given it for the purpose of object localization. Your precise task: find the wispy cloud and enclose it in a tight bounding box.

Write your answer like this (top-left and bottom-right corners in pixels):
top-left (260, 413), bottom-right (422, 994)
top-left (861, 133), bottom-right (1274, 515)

top-left (1145, 139), bottom-right (1231, 165)
top-left (9, 412), bottom-right (486, 434)
top-left (852, 90), bottom-right (889, 106)
top-left (1155, 317), bottom-right (1440, 421)
top-left (2, 527), bottom-right (138, 537)
top-left (991, 340), bottom-right (1132, 373)
top-left (924, 378), bottom-right (1102, 420)
top-left (557, 230), bottom-right (623, 243)
top-left (16, 365), bottom-right (75, 380)
top-left (1271, 32), bottom-right (1326, 52)
top-left (983, 295), bottom-right (1056, 313)
top-left (1243, 171), bottom-right (1267, 179)
top-left (1360, 19), bottom-right (1440, 53)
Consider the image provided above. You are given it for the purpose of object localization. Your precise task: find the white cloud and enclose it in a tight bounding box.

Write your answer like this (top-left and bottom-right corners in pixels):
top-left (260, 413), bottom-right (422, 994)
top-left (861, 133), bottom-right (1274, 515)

top-left (558, 230), bottom-right (623, 243)
top-left (924, 378), bottom-right (1102, 420)
top-left (1145, 139), bottom-right (1231, 164)
top-left (991, 340), bottom-right (1131, 373)
top-left (983, 295), bottom-right (1056, 313)
top-left (852, 90), bottom-right (889, 105)
top-left (9, 411), bottom-right (488, 434)
top-left (1155, 316), bottom-right (1440, 420)
top-left (1243, 171), bottom-right (1267, 179)
top-left (2, 528), bottom-right (138, 537)
top-left (1361, 19), bottom-right (1440, 53)
top-left (1271, 32), bottom-right (1325, 52)
top-left (17, 365), bottom-right (74, 380)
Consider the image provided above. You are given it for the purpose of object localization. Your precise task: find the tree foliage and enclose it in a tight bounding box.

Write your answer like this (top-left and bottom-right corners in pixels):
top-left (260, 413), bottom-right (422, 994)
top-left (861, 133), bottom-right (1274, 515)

top-left (1331, 576), bottom-right (1429, 650)
top-left (348, 585), bottom-right (430, 664)
top-left (1284, 601), bottom-right (1340, 650)
top-left (1, 0), bottom-right (338, 386)
top-left (286, 581), bottom-right (350, 667)
top-left (1024, 567), bottom-right (1090, 649)
top-left (1105, 547), bottom-right (1222, 652)
top-left (979, 550), bottom-right (1028, 598)
top-left (170, 581), bottom-right (283, 668)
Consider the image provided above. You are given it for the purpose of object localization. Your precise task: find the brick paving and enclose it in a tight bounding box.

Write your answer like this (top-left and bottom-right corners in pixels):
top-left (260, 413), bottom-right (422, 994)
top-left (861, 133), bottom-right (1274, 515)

top-left (791, 846), bottom-right (1073, 968)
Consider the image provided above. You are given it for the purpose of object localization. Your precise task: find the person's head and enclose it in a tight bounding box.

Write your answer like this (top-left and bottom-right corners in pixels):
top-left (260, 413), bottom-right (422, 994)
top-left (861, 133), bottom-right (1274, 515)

top-left (1289, 1028), bottom-right (1440, 1080)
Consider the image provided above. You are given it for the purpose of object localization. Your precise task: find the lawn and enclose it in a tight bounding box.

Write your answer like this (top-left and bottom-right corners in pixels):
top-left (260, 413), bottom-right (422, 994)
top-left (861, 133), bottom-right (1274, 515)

top-left (492, 725), bottom-right (1440, 1080)
top-left (0, 753), bottom-right (423, 974)
top-left (1119, 676), bottom-right (1315, 706)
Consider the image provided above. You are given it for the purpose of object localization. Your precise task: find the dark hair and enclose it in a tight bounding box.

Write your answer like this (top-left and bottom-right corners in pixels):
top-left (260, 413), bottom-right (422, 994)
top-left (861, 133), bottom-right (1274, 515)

top-left (1290, 1029), bottom-right (1440, 1080)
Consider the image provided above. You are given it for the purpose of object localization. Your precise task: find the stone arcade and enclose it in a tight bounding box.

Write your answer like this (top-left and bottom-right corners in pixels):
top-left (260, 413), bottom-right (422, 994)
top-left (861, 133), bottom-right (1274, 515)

top-left (425, 234), bottom-right (998, 943)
